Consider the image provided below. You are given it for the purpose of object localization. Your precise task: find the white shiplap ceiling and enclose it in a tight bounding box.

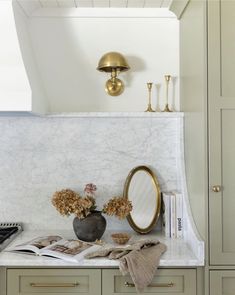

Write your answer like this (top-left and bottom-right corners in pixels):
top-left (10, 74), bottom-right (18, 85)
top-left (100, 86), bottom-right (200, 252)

top-left (16, 0), bottom-right (172, 16)
top-left (19, 0), bottom-right (172, 8)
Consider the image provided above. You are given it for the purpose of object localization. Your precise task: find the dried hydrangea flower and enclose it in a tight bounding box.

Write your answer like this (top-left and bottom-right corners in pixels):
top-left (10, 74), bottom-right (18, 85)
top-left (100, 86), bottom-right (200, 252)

top-left (52, 185), bottom-right (132, 221)
top-left (84, 183), bottom-right (97, 196)
top-left (52, 189), bottom-right (80, 217)
top-left (103, 197), bottom-right (132, 219)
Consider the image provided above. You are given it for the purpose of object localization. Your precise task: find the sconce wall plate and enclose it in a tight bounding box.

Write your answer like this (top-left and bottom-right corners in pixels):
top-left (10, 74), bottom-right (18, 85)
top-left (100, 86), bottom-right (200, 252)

top-left (105, 78), bottom-right (124, 96)
top-left (97, 52), bottom-right (130, 96)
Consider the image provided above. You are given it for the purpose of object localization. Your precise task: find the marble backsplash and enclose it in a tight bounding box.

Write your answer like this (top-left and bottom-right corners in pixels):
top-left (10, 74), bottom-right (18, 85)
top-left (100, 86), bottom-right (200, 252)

top-left (0, 114), bottom-right (182, 230)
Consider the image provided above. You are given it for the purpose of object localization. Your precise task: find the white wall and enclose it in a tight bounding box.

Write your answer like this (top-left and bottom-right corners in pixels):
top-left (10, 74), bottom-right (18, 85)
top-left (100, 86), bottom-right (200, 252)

top-left (0, 1), bottom-right (31, 111)
top-left (26, 14), bottom-right (179, 112)
top-left (13, 1), bottom-right (49, 113)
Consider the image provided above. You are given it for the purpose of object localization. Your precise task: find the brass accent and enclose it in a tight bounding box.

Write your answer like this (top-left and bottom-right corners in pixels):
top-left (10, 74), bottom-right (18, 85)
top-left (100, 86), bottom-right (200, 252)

top-left (124, 281), bottom-right (174, 288)
top-left (97, 52), bottom-right (130, 96)
top-left (212, 185), bottom-right (221, 193)
top-left (30, 282), bottom-right (79, 288)
top-left (145, 82), bottom-right (155, 112)
top-left (163, 75), bottom-right (172, 112)
top-left (97, 52), bottom-right (130, 72)
top-left (163, 103), bottom-right (171, 112)
top-left (105, 71), bottom-right (124, 96)
top-left (123, 165), bottom-right (161, 234)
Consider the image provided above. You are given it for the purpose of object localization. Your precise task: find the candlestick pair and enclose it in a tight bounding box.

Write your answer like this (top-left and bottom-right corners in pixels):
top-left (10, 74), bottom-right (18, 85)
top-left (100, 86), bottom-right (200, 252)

top-left (145, 75), bottom-right (173, 113)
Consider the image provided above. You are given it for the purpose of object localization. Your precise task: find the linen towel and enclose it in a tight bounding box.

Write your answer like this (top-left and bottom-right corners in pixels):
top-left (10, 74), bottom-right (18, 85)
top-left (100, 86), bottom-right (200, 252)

top-left (85, 239), bottom-right (166, 292)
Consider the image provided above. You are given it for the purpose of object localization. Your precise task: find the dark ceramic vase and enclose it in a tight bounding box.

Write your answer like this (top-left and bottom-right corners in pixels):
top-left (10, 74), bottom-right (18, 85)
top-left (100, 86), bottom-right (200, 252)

top-left (73, 211), bottom-right (106, 242)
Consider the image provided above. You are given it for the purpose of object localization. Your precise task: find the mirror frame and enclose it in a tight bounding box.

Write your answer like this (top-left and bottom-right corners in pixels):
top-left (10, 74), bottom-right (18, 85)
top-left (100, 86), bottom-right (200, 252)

top-left (123, 165), bottom-right (161, 234)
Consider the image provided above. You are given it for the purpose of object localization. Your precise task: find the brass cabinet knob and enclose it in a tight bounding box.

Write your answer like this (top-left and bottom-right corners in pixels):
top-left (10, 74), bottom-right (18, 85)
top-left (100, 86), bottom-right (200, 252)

top-left (212, 185), bottom-right (221, 193)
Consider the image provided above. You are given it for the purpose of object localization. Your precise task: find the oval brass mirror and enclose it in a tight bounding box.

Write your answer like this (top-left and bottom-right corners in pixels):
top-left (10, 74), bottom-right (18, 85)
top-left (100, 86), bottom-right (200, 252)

top-left (123, 166), bottom-right (161, 234)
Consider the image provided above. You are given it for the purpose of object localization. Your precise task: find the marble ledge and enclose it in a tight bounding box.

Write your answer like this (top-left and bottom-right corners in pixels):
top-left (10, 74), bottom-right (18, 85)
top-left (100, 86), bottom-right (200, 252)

top-left (0, 111), bottom-right (184, 118)
top-left (0, 230), bottom-right (204, 268)
top-left (33, 112), bottom-right (184, 118)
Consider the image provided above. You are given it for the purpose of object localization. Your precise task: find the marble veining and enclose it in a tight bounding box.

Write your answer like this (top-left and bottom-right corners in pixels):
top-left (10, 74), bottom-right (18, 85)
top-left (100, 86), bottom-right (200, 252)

top-left (0, 113), bottom-right (204, 266)
top-left (0, 114), bottom-right (181, 231)
top-left (0, 230), bottom-right (203, 267)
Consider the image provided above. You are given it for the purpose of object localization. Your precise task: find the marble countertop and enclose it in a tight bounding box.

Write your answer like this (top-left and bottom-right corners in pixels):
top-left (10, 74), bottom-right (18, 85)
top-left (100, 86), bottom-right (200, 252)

top-left (0, 230), bottom-right (204, 267)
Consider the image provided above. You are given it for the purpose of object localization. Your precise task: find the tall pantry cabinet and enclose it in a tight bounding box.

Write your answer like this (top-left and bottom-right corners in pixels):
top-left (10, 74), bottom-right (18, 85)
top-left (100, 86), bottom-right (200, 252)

top-left (208, 0), bottom-right (235, 265)
top-left (177, 0), bottom-right (235, 294)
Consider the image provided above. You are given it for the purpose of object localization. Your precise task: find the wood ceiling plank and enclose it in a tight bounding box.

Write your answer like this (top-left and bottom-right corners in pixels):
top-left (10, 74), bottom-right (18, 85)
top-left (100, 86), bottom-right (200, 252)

top-left (57, 0), bottom-right (76, 7)
top-left (93, 0), bottom-right (109, 7)
top-left (144, 0), bottom-right (162, 7)
top-left (39, 0), bottom-right (58, 7)
top-left (75, 0), bottom-right (93, 7)
top-left (161, 0), bottom-right (171, 7)
top-left (127, 0), bottom-right (145, 8)
top-left (17, 0), bottom-right (172, 14)
top-left (16, 0), bottom-right (42, 16)
top-left (110, 0), bottom-right (128, 8)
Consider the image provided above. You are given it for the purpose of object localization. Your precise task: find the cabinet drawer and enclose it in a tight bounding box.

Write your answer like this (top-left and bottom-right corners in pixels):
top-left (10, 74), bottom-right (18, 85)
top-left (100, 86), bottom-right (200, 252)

top-left (102, 269), bottom-right (196, 295)
top-left (7, 269), bottom-right (101, 295)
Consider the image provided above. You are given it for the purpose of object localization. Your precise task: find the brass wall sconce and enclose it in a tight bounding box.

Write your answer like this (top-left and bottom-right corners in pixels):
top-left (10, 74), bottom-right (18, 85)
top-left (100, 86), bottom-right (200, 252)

top-left (97, 52), bottom-right (130, 96)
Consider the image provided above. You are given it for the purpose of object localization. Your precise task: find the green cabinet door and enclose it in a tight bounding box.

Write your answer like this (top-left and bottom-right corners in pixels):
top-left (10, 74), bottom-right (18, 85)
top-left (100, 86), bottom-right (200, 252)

top-left (208, 0), bottom-right (235, 265)
top-left (210, 270), bottom-right (235, 295)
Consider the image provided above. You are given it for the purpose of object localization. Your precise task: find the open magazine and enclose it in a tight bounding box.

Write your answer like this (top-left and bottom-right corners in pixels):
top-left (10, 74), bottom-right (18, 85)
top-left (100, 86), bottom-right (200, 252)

top-left (7, 235), bottom-right (101, 263)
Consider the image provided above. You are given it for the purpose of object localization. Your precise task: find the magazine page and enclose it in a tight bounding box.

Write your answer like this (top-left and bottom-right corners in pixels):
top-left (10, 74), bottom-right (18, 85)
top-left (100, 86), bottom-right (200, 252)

top-left (7, 235), bottom-right (62, 255)
top-left (41, 239), bottom-right (102, 262)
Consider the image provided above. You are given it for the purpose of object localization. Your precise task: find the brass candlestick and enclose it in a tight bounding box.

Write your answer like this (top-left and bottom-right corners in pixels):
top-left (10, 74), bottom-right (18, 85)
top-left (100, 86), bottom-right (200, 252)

top-left (163, 75), bottom-right (172, 112)
top-left (145, 82), bottom-right (155, 112)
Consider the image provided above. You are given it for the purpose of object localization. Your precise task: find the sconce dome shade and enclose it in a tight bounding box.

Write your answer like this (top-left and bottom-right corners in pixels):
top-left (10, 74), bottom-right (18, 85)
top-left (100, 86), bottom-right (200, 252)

top-left (97, 52), bottom-right (130, 73)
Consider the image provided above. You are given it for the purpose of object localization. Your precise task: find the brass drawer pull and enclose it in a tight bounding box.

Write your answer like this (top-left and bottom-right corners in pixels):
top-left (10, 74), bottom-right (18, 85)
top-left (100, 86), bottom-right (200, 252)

top-left (30, 282), bottom-right (79, 288)
top-left (124, 281), bottom-right (174, 288)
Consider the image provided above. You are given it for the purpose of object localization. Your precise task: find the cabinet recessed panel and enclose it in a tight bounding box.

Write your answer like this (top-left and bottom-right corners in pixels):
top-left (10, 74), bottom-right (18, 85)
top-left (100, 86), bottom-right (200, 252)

top-left (210, 271), bottom-right (235, 295)
top-left (19, 275), bottom-right (89, 293)
top-left (222, 277), bottom-right (235, 295)
top-left (221, 110), bottom-right (235, 252)
top-left (7, 269), bottom-right (101, 295)
top-left (114, 274), bottom-right (184, 293)
top-left (209, 108), bottom-right (235, 263)
top-left (221, 1), bottom-right (235, 97)
top-left (103, 269), bottom-right (196, 295)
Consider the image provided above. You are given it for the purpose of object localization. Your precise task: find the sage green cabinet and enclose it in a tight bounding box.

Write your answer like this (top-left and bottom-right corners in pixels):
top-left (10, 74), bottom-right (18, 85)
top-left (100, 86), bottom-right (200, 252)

top-left (102, 269), bottom-right (197, 295)
top-left (210, 270), bottom-right (235, 295)
top-left (179, 0), bottom-right (235, 266)
top-left (7, 269), bottom-right (101, 295)
top-left (208, 0), bottom-right (235, 265)
top-left (177, 0), bottom-right (235, 292)
top-left (0, 267), bottom-right (6, 295)
top-left (6, 268), bottom-right (198, 295)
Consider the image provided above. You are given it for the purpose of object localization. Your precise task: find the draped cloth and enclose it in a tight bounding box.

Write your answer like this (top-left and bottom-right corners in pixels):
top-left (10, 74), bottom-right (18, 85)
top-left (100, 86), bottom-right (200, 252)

top-left (85, 239), bottom-right (167, 293)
